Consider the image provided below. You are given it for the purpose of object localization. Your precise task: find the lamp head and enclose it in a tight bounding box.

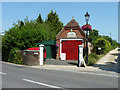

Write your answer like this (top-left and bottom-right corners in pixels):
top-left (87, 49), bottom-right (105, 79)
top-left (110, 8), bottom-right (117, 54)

top-left (84, 12), bottom-right (90, 22)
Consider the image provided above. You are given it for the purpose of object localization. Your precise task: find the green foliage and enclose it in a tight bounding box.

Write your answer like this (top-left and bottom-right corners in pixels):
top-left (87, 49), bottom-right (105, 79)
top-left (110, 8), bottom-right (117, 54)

top-left (102, 36), bottom-right (118, 50)
top-left (2, 10), bottom-right (63, 63)
top-left (88, 29), bottom-right (118, 66)
top-left (118, 43), bottom-right (120, 48)
top-left (102, 35), bottom-right (112, 45)
top-left (84, 53), bottom-right (99, 66)
top-left (13, 20), bottom-right (24, 29)
top-left (89, 29), bottom-right (99, 45)
top-left (93, 38), bottom-right (111, 54)
top-left (2, 21), bottom-right (55, 61)
top-left (89, 30), bottom-right (118, 50)
top-left (36, 14), bottom-right (44, 24)
top-left (111, 40), bottom-right (118, 49)
top-left (45, 10), bottom-right (63, 34)
top-left (8, 48), bottom-right (23, 64)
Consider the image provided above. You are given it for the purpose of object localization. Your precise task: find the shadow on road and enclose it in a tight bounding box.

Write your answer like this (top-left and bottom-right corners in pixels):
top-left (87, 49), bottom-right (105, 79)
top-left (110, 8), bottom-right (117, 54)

top-left (118, 48), bottom-right (120, 51)
top-left (45, 48), bottom-right (120, 73)
top-left (110, 53), bottom-right (118, 56)
top-left (93, 48), bottom-right (120, 74)
top-left (67, 62), bottom-right (78, 66)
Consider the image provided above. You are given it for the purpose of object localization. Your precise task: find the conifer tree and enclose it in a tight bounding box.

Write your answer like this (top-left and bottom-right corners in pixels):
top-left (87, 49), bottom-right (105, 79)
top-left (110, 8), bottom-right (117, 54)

top-left (36, 14), bottom-right (44, 24)
top-left (45, 10), bottom-right (63, 34)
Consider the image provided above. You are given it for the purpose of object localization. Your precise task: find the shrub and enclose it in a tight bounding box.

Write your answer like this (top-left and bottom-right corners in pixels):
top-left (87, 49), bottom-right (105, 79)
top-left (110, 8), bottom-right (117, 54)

top-left (89, 29), bottom-right (99, 45)
top-left (93, 38), bottom-right (111, 54)
top-left (8, 48), bottom-right (23, 64)
top-left (2, 14), bottom-right (62, 62)
top-left (2, 22), bottom-right (55, 61)
top-left (112, 40), bottom-right (118, 49)
top-left (84, 53), bottom-right (99, 66)
top-left (118, 43), bottom-right (120, 48)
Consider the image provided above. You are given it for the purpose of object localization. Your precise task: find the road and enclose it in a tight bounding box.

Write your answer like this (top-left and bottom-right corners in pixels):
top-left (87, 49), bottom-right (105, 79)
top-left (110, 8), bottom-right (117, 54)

top-left (1, 62), bottom-right (118, 89)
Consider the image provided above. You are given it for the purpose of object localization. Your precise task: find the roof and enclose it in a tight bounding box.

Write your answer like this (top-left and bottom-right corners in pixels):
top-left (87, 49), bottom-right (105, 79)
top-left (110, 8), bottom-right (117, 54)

top-left (64, 18), bottom-right (80, 27)
top-left (56, 18), bottom-right (85, 39)
top-left (36, 40), bottom-right (56, 46)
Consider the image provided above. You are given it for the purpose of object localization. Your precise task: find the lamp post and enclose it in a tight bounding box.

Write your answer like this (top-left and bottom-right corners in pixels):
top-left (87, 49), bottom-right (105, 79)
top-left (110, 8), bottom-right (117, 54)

top-left (84, 12), bottom-right (90, 63)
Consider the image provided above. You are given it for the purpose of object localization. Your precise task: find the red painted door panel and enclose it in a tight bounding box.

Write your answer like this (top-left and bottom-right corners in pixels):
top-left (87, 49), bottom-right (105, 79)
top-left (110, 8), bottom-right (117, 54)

top-left (62, 40), bottom-right (82, 60)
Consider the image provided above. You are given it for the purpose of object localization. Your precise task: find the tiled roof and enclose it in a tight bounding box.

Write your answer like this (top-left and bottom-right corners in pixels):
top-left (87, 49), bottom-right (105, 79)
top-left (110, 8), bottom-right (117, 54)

top-left (64, 18), bottom-right (80, 27)
top-left (56, 18), bottom-right (88, 39)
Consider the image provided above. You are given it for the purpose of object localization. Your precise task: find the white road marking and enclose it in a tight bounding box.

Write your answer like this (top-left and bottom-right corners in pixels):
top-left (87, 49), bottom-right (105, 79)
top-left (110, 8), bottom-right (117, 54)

top-left (22, 78), bottom-right (61, 88)
top-left (0, 72), bottom-right (7, 75)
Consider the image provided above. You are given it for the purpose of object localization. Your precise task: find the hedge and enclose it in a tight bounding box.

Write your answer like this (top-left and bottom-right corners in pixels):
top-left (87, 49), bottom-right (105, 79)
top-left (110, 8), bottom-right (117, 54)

top-left (93, 38), bottom-right (111, 54)
top-left (8, 48), bottom-right (23, 64)
top-left (84, 53), bottom-right (99, 66)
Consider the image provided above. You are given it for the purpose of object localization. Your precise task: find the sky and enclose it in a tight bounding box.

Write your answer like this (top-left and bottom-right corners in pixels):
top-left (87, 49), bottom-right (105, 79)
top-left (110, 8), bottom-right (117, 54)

top-left (2, 2), bottom-right (118, 42)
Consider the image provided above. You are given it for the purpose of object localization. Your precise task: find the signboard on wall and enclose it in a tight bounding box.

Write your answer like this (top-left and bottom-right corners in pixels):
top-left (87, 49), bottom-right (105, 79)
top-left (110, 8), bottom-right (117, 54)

top-left (67, 32), bottom-right (76, 37)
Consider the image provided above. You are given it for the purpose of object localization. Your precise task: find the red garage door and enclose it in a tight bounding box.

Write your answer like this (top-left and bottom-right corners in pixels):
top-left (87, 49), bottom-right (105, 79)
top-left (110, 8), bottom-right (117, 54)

top-left (62, 40), bottom-right (82, 60)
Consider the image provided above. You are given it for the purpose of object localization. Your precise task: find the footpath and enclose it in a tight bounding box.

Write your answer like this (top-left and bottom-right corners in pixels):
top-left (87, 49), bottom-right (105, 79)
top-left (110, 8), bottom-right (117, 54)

top-left (32, 48), bottom-right (119, 74)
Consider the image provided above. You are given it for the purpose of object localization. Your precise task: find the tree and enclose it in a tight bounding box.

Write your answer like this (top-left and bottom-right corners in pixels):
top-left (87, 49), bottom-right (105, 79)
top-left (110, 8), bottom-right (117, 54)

top-left (89, 29), bottom-right (99, 45)
top-left (102, 35), bottom-right (112, 45)
top-left (112, 40), bottom-right (118, 49)
top-left (13, 20), bottom-right (24, 28)
top-left (118, 43), bottom-right (120, 48)
top-left (19, 21), bottom-right (24, 28)
top-left (2, 10), bottom-right (63, 63)
top-left (2, 18), bottom-right (56, 61)
top-left (36, 14), bottom-right (44, 24)
top-left (45, 10), bottom-right (63, 34)
top-left (93, 38), bottom-right (111, 54)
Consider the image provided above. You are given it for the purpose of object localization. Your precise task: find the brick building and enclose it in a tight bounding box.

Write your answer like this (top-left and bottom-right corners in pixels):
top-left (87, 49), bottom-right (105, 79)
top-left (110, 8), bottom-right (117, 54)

top-left (56, 18), bottom-right (88, 60)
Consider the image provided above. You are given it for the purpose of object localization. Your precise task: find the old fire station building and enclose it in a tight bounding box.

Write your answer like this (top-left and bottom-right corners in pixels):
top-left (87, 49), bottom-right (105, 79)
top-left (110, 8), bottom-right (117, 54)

top-left (56, 18), bottom-right (87, 60)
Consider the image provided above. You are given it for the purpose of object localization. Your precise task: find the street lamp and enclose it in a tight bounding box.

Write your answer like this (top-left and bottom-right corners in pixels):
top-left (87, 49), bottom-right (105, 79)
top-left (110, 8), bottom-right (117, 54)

top-left (85, 12), bottom-right (90, 24)
top-left (84, 12), bottom-right (90, 63)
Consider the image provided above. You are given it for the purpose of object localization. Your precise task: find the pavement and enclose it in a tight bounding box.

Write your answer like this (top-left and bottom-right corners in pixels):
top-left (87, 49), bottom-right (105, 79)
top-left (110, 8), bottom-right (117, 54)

top-left (31, 48), bottom-right (119, 75)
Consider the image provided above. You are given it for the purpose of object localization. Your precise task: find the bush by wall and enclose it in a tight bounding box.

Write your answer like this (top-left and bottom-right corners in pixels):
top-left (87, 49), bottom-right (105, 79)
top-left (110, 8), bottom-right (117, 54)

top-left (8, 48), bottom-right (23, 64)
top-left (93, 38), bottom-right (111, 54)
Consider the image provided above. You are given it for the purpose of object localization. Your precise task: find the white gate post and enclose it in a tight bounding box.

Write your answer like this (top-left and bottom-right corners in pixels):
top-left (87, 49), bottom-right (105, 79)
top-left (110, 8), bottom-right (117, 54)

top-left (39, 44), bottom-right (44, 66)
top-left (78, 44), bottom-right (86, 67)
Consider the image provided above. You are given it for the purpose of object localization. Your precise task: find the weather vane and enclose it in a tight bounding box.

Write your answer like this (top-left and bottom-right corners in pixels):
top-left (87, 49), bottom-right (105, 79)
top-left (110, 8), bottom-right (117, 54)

top-left (72, 16), bottom-right (74, 19)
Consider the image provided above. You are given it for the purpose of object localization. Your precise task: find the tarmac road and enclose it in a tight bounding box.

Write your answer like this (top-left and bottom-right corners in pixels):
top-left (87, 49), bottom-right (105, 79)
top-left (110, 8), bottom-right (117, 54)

top-left (1, 62), bottom-right (118, 89)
